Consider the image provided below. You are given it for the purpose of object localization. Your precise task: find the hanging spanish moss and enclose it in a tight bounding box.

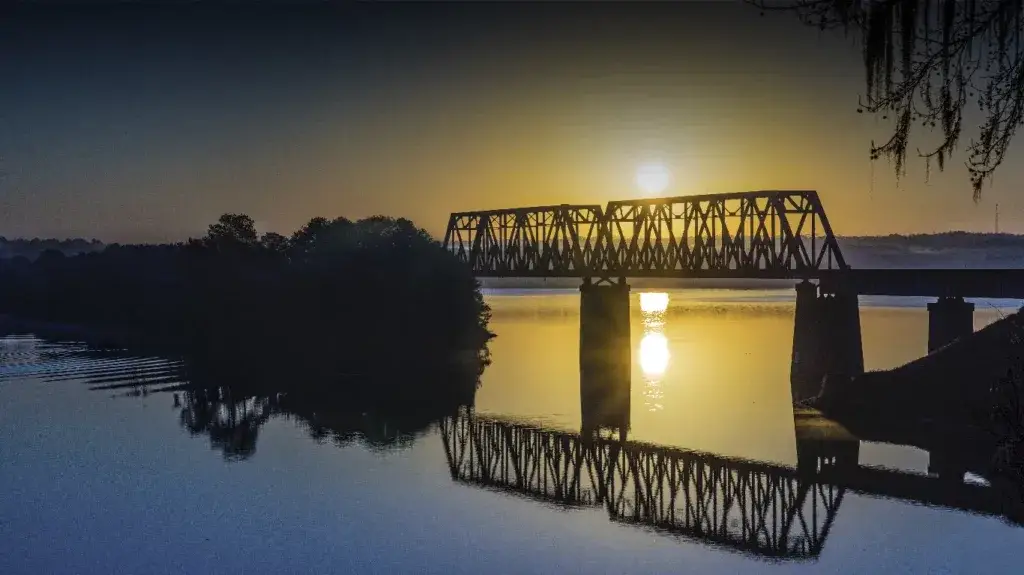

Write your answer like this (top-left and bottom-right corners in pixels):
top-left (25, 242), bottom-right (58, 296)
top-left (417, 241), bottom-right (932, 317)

top-left (754, 0), bottom-right (1024, 199)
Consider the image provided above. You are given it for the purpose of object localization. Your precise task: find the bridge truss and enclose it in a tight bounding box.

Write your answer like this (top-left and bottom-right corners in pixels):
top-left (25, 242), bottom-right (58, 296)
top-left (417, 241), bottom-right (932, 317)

top-left (443, 191), bottom-right (847, 279)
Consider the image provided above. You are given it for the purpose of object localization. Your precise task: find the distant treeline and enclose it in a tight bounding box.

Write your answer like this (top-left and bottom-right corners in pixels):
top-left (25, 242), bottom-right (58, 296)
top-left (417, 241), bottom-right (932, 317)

top-left (3, 231), bottom-right (1015, 262)
top-left (0, 214), bottom-right (493, 399)
top-left (0, 237), bottom-right (105, 261)
top-left (840, 232), bottom-right (1024, 249)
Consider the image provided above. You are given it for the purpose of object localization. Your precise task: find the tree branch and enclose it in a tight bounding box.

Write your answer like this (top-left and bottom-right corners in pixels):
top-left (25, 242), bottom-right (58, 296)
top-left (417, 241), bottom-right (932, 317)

top-left (751, 0), bottom-right (1024, 199)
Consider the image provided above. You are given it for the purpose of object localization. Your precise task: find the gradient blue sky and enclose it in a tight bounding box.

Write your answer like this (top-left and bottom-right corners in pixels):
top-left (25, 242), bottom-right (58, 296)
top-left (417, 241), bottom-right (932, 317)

top-left (0, 2), bottom-right (1019, 242)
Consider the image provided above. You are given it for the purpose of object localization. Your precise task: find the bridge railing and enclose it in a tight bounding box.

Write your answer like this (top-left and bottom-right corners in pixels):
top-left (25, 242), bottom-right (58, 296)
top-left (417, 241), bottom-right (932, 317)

top-left (443, 191), bottom-right (848, 278)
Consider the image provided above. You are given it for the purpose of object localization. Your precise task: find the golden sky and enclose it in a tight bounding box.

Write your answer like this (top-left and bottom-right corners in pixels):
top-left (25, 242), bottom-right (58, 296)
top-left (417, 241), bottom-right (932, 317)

top-left (0, 3), bottom-right (1016, 242)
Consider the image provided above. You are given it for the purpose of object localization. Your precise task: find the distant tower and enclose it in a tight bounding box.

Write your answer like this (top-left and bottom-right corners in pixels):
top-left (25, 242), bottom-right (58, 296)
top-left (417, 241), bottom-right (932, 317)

top-left (996, 203), bottom-right (1000, 234)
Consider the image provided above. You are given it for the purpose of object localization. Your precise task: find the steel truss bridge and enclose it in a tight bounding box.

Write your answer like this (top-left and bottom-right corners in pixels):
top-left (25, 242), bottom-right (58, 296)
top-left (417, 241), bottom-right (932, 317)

top-left (443, 189), bottom-right (1024, 297)
top-left (443, 190), bottom-right (846, 279)
top-left (440, 410), bottom-right (1008, 561)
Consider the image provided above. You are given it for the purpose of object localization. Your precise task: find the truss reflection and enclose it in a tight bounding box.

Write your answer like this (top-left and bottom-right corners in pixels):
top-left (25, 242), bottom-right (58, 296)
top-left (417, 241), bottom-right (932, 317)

top-left (441, 408), bottom-right (1013, 561)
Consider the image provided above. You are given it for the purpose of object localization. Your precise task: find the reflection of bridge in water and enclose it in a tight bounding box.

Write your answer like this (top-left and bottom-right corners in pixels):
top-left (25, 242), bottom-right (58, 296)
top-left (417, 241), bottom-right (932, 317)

top-left (440, 409), bottom-right (1011, 561)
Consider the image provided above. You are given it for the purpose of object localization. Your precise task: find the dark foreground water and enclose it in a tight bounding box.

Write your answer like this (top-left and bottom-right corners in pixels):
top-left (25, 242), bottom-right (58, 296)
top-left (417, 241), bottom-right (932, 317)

top-left (2, 289), bottom-right (1024, 574)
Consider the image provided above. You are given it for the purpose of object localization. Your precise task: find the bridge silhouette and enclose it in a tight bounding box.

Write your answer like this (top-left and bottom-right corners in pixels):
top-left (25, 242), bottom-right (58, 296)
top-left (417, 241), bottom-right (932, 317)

top-left (443, 190), bottom-right (1024, 297)
top-left (443, 190), bottom-right (846, 280)
top-left (440, 408), bottom-right (1014, 562)
top-left (445, 190), bottom-right (1021, 401)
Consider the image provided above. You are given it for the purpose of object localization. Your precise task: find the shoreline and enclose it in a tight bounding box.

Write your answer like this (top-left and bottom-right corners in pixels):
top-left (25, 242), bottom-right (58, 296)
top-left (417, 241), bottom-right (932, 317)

top-left (0, 313), bottom-right (487, 399)
top-left (0, 314), bottom-right (186, 357)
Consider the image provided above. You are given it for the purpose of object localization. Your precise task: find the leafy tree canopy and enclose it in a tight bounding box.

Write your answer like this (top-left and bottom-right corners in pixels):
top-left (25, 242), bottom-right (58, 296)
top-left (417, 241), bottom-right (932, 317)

top-left (755, 0), bottom-right (1024, 198)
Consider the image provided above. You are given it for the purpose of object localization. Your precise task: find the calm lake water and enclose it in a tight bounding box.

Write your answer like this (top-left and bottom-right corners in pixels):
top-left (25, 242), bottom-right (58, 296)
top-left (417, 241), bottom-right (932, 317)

top-left (2, 288), bottom-right (1024, 574)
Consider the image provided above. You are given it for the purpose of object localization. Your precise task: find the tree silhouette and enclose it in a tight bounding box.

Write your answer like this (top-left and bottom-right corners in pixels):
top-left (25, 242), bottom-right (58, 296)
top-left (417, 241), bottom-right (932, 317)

top-left (202, 213), bottom-right (259, 249)
top-left (0, 211), bottom-right (493, 397)
top-left (259, 232), bottom-right (290, 256)
top-left (755, 0), bottom-right (1024, 198)
top-left (289, 216), bottom-right (355, 263)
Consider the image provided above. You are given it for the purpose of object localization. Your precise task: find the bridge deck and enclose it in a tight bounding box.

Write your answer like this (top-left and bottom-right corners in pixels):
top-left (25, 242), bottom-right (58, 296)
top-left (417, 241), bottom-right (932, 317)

top-left (819, 269), bottom-right (1024, 299)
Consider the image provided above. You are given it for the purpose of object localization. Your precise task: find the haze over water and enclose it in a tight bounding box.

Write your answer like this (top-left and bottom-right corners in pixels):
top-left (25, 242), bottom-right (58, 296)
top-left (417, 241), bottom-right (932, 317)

top-left (2, 289), bottom-right (1023, 574)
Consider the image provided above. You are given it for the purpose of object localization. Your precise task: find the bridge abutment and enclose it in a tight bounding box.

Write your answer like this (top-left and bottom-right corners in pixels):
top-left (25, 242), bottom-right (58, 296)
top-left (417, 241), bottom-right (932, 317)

top-left (579, 278), bottom-right (631, 435)
top-left (927, 296), bottom-right (975, 353)
top-left (791, 282), bottom-right (864, 402)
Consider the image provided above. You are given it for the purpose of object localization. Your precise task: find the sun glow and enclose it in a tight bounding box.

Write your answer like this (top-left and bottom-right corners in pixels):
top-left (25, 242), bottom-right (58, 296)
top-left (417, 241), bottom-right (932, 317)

top-left (636, 163), bottom-right (671, 196)
top-left (638, 291), bottom-right (671, 412)
top-left (639, 332), bottom-right (670, 377)
top-left (639, 292), bottom-right (671, 378)
top-left (639, 292), bottom-right (669, 314)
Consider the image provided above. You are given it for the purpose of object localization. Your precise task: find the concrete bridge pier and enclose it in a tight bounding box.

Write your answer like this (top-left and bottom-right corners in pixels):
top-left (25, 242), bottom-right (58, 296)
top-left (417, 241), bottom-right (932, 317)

top-left (579, 277), bottom-right (631, 435)
top-left (820, 289), bottom-right (865, 378)
top-left (927, 296), bottom-right (975, 353)
top-left (791, 281), bottom-right (864, 402)
top-left (791, 281), bottom-right (823, 402)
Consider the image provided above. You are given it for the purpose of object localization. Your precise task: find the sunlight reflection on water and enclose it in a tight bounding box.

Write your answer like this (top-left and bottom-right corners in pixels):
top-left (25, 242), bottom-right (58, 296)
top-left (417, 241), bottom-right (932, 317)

top-left (639, 292), bottom-right (670, 412)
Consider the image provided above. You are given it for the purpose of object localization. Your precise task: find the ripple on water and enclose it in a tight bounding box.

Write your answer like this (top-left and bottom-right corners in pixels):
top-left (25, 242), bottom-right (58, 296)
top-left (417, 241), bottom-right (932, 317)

top-left (0, 335), bottom-right (186, 392)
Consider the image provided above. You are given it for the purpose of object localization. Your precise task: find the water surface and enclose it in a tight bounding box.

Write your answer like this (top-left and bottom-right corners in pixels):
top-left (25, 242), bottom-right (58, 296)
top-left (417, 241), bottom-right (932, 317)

top-left (1, 288), bottom-right (1022, 574)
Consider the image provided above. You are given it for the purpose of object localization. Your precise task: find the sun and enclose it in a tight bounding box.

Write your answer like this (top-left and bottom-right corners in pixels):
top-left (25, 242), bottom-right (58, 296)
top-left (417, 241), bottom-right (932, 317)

top-left (636, 163), bottom-right (671, 196)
